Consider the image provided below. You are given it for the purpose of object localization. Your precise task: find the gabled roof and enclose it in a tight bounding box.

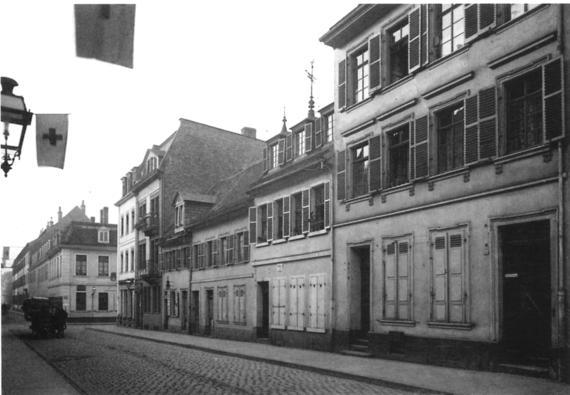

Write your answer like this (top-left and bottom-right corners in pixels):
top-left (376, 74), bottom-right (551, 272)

top-left (60, 222), bottom-right (118, 247)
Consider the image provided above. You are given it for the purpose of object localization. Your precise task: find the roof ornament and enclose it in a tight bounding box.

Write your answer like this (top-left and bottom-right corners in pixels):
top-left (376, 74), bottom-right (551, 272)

top-left (305, 60), bottom-right (316, 119)
top-left (281, 106), bottom-right (288, 134)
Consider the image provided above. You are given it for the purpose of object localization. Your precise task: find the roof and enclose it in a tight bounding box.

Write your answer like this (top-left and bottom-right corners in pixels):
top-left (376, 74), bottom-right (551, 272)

top-left (60, 222), bottom-right (118, 247)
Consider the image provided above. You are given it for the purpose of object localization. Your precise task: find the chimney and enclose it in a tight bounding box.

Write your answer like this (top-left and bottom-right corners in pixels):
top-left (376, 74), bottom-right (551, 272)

top-left (100, 207), bottom-right (109, 224)
top-left (57, 207), bottom-right (62, 222)
top-left (81, 200), bottom-right (86, 215)
top-left (241, 127), bottom-right (256, 139)
top-left (90, 216), bottom-right (95, 223)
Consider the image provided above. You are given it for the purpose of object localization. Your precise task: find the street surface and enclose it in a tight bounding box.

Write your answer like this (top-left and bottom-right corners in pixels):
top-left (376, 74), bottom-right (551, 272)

top-left (4, 321), bottom-right (425, 395)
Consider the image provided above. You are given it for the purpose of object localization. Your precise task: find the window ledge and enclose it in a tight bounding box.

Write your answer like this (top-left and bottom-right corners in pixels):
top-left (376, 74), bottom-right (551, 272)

top-left (379, 182), bottom-right (413, 197)
top-left (427, 45), bottom-right (471, 72)
top-left (308, 229), bottom-right (328, 237)
top-left (232, 321), bottom-right (247, 326)
top-left (342, 95), bottom-right (374, 113)
top-left (495, 144), bottom-right (550, 165)
top-left (270, 325), bottom-right (285, 330)
top-left (374, 74), bottom-right (414, 97)
top-left (288, 234), bottom-right (306, 242)
top-left (288, 326), bottom-right (304, 332)
top-left (216, 320), bottom-right (229, 325)
top-left (427, 321), bottom-right (475, 330)
top-left (427, 167), bottom-right (470, 184)
top-left (255, 242), bottom-right (270, 248)
top-left (272, 238), bottom-right (287, 245)
top-left (493, 4), bottom-right (549, 36)
top-left (342, 193), bottom-right (372, 205)
top-left (377, 319), bottom-right (416, 327)
top-left (306, 327), bottom-right (326, 334)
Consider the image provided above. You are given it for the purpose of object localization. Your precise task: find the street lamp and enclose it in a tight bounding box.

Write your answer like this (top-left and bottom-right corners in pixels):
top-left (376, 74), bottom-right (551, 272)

top-left (1, 77), bottom-right (33, 177)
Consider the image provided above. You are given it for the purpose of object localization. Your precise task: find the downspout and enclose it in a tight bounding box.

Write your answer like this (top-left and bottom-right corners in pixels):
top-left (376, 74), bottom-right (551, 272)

top-left (330, 161), bottom-right (336, 350)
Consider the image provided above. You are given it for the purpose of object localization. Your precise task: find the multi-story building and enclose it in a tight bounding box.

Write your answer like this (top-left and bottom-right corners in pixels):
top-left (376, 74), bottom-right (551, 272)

top-left (11, 246), bottom-right (30, 308)
top-left (321, 4), bottom-right (569, 380)
top-left (247, 106), bottom-right (335, 350)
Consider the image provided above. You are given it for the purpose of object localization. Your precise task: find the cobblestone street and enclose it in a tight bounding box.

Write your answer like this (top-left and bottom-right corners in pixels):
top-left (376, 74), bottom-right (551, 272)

top-left (9, 324), bottom-right (425, 395)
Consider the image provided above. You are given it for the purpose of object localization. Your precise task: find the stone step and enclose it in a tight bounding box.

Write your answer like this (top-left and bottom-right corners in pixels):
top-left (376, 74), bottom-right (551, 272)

top-left (350, 343), bottom-right (370, 352)
top-left (340, 349), bottom-right (374, 358)
top-left (497, 363), bottom-right (550, 378)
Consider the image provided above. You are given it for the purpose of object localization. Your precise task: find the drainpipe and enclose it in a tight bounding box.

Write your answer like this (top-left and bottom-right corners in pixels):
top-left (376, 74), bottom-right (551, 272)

top-left (328, 157), bottom-right (336, 350)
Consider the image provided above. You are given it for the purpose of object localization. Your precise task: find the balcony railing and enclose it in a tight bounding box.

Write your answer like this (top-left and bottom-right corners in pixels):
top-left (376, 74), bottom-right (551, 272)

top-left (135, 213), bottom-right (159, 237)
top-left (136, 259), bottom-right (160, 282)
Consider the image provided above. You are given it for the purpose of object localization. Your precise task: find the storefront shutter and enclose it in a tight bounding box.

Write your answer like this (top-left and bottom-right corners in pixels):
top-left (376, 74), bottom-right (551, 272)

top-left (408, 7), bottom-right (421, 72)
top-left (316, 274), bottom-right (326, 329)
top-left (369, 135), bottom-right (382, 191)
top-left (464, 95), bottom-right (479, 165)
top-left (478, 86), bottom-right (497, 159)
top-left (543, 57), bottom-right (565, 140)
top-left (271, 281), bottom-right (278, 325)
top-left (336, 150), bottom-right (346, 200)
top-left (338, 59), bottom-right (347, 109)
top-left (369, 34), bottom-right (381, 91)
top-left (248, 207), bottom-right (256, 245)
top-left (384, 241), bottom-right (397, 319)
top-left (289, 280), bottom-right (298, 328)
top-left (279, 278), bottom-right (287, 326)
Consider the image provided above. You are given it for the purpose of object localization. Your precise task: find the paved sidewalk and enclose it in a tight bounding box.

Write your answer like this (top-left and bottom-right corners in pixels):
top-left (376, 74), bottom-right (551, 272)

top-left (87, 325), bottom-right (569, 395)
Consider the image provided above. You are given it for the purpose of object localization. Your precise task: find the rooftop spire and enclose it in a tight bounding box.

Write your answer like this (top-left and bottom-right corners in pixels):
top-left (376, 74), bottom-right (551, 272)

top-left (305, 60), bottom-right (316, 119)
top-left (281, 106), bottom-right (288, 134)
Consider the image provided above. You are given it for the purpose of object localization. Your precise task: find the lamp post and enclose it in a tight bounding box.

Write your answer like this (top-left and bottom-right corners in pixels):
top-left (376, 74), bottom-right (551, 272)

top-left (1, 77), bottom-right (33, 177)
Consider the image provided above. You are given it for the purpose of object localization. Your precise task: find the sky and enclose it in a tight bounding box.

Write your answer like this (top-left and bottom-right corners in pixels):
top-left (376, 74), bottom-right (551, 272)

top-left (0, 0), bottom-right (356, 262)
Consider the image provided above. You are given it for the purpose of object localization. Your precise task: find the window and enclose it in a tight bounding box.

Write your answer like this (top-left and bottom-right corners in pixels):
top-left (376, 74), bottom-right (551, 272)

top-left (76, 255), bottom-right (87, 276)
top-left (147, 156), bottom-right (157, 173)
top-left (221, 235), bottom-right (234, 265)
top-left (120, 253), bottom-right (124, 273)
top-left (138, 202), bottom-right (147, 219)
top-left (170, 291), bottom-right (179, 317)
top-left (387, 125), bottom-right (410, 187)
top-left (505, 68), bottom-right (542, 153)
top-left (310, 184), bottom-right (325, 231)
top-left (308, 273), bottom-right (326, 331)
top-left (271, 278), bottom-right (287, 328)
top-left (351, 142), bottom-right (369, 198)
top-left (76, 290), bottom-right (86, 311)
top-left (440, 4), bottom-right (464, 57)
top-left (323, 113), bottom-right (333, 143)
top-left (233, 285), bottom-right (246, 324)
top-left (131, 210), bottom-right (135, 232)
top-left (351, 46), bottom-right (369, 103)
top-left (257, 204), bottom-right (271, 243)
top-left (138, 242), bottom-right (146, 271)
top-left (505, 4), bottom-right (539, 22)
top-left (274, 199), bottom-right (284, 239)
top-left (130, 249), bottom-right (134, 271)
top-left (98, 292), bottom-right (108, 311)
top-left (437, 103), bottom-right (464, 173)
top-left (125, 214), bottom-right (129, 234)
top-left (290, 192), bottom-right (303, 236)
top-left (294, 129), bottom-right (306, 157)
top-left (217, 286), bottom-right (228, 322)
top-left (194, 243), bottom-right (205, 269)
top-left (383, 238), bottom-right (412, 321)
top-left (125, 251), bottom-right (129, 273)
top-left (120, 216), bottom-right (124, 236)
top-left (430, 227), bottom-right (470, 325)
top-left (98, 256), bottom-right (109, 276)
top-left (270, 142), bottom-right (279, 169)
top-left (207, 240), bottom-right (219, 267)
top-left (388, 18), bottom-right (409, 82)
top-left (288, 276), bottom-right (305, 330)
top-left (236, 231), bottom-right (250, 263)
top-left (175, 204), bottom-right (184, 228)
top-left (98, 229), bottom-right (109, 243)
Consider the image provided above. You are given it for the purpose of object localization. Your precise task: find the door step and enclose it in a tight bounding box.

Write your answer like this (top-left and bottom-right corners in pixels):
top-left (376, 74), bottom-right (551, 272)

top-left (256, 337), bottom-right (270, 344)
top-left (340, 349), bottom-right (374, 358)
top-left (497, 363), bottom-right (550, 378)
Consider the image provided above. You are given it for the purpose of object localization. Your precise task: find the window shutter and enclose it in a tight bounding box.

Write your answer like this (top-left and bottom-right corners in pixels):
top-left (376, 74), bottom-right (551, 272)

top-left (314, 118), bottom-right (323, 148)
top-left (338, 59), bottom-right (347, 109)
top-left (301, 189), bottom-right (310, 233)
top-left (309, 275), bottom-right (318, 329)
top-left (397, 241), bottom-right (411, 320)
top-left (420, 4), bottom-right (430, 66)
top-left (408, 7), bottom-right (421, 73)
top-left (478, 86), bottom-right (497, 159)
top-left (384, 241), bottom-right (397, 319)
top-left (279, 196), bottom-right (289, 238)
top-left (448, 231), bottom-right (465, 323)
top-left (298, 277), bottom-right (305, 329)
top-left (324, 182), bottom-right (331, 229)
top-left (412, 116), bottom-right (429, 179)
top-left (543, 57), bottom-right (565, 141)
top-left (249, 207), bottom-right (256, 245)
top-left (243, 231), bottom-right (250, 261)
top-left (478, 4), bottom-right (495, 31)
top-left (464, 4), bottom-right (479, 40)
top-left (464, 95), bottom-right (479, 165)
top-left (278, 138), bottom-right (285, 165)
top-left (271, 280), bottom-right (279, 325)
top-left (279, 279), bottom-right (287, 326)
top-left (316, 274), bottom-right (325, 329)
top-left (289, 279), bottom-right (298, 328)
top-left (262, 147), bottom-right (268, 171)
top-left (285, 134), bottom-right (293, 161)
top-left (336, 150), bottom-right (346, 200)
top-left (368, 135), bottom-right (382, 191)
top-left (369, 34), bottom-right (381, 91)
top-left (305, 122), bottom-right (313, 153)
top-left (267, 203), bottom-right (273, 242)
top-left (432, 233), bottom-right (448, 321)
top-left (241, 287), bottom-right (246, 323)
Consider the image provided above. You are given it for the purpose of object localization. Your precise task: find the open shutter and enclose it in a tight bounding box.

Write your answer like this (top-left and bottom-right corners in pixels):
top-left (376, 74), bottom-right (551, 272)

top-left (338, 59), bottom-right (347, 109)
top-left (420, 4), bottom-right (430, 66)
top-left (249, 207), bottom-right (256, 245)
top-left (285, 134), bottom-right (292, 161)
top-left (369, 34), bottom-right (381, 91)
top-left (464, 4), bottom-right (479, 40)
top-left (243, 231), bottom-right (250, 261)
top-left (324, 182), bottom-right (330, 228)
top-left (228, 234), bottom-right (234, 264)
top-left (305, 122), bottom-right (313, 153)
top-left (336, 150), bottom-right (346, 200)
top-left (283, 196), bottom-right (290, 238)
top-left (478, 87), bottom-right (497, 159)
top-left (397, 240), bottom-right (411, 320)
top-left (408, 7), bottom-right (421, 73)
top-left (412, 116), bottom-right (429, 179)
top-left (432, 233), bottom-right (448, 321)
top-left (301, 189), bottom-right (310, 233)
top-left (368, 135), bottom-right (382, 191)
top-left (267, 203), bottom-right (273, 242)
top-left (448, 231), bottom-right (465, 323)
top-left (464, 95), bottom-right (479, 165)
top-left (479, 4), bottom-right (496, 31)
top-left (289, 278), bottom-right (298, 328)
top-left (262, 147), bottom-right (268, 171)
top-left (314, 118), bottom-right (322, 148)
top-left (543, 57), bottom-right (565, 140)
top-left (384, 241), bottom-right (397, 319)
top-left (278, 138), bottom-right (285, 165)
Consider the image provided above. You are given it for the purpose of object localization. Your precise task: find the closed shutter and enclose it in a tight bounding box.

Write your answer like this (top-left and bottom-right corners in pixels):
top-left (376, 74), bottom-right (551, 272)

top-left (336, 150), bottom-right (346, 200)
top-left (228, 234), bottom-right (234, 264)
top-left (283, 196), bottom-right (290, 238)
top-left (271, 280), bottom-right (279, 326)
top-left (278, 138), bottom-right (285, 165)
top-left (241, 287), bottom-right (246, 323)
top-left (408, 7), bottom-right (421, 72)
top-left (316, 274), bottom-right (325, 329)
top-left (285, 134), bottom-right (293, 161)
top-left (412, 116), bottom-right (429, 179)
top-left (324, 182), bottom-right (331, 228)
top-left (448, 231), bottom-right (465, 323)
top-left (279, 278), bottom-right (287, 326)
top-left (478, 87), bottom-right (497, 159)
top-left (233, 286), bottom-right (238, 322)
top-left (369, 135), bottom-right (382, 191)
top-left (308, 275), bottom-right (318, 329)
top-left (432, 233), bottom-right (447, 321)
top-left (543, 57), bottom-right (565, 140)
top-left (464, 4), bottom-right (478, 40)
top-left (289, 277), bottom-right (300, 329)
top-left (398, 241), bottom-right (411, 320)
top-left (384, 241), bottom-right (397, 319)
top-left (338, 59), bottom-right (347, 109)
top-left (298, 277), bottom-right (305, 329)
top-left (305, 122), bottom-right (313, 153)
top-left (243, 231), bottom-right (250, 261)
top-left (479, 4), bottom-right (496, 31)
top-left (464, 95), bottom-right (479, 165)
top-left (249, 207), bottom-right (256, 245)
top-left (301, 189), bottom-right (310, 233)
top-left (267, 203), bottom-right (273, 242)
top-left (314, 118), bottom-right (322, 148)
top-left (263, 147), bottom-right (267, 171)
top-left (369, 34), bottom-right (381, 91)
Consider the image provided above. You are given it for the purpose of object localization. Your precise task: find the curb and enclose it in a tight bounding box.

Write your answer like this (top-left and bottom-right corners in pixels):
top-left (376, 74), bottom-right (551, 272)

top-left (87, 327), bottom-right (449, 395)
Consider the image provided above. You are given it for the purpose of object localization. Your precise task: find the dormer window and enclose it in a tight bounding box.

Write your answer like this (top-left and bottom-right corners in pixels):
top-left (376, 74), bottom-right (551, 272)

top-left (175, 203), bottom-right (184, 230)
top-left (294, 129), bottom-right (306, 156)
top-left (98, 228), bottom-right (110, 243)
top-left (147, 156), bottom-right (157, 173)
top-left (270, 143), bottom-right (279, 169)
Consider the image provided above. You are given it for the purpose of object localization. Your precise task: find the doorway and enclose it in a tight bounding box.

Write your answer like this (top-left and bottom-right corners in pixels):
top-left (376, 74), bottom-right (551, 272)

top-left (205, 289), bottom-right (214, 336)
top-left (191, 291), bottom-right (199, 334)
top-left (258, 281), bottom-right (269, 338)
top-left (500, 220), bottom-right (551, 359)
top-left (349, 245), bottom-right (371, 337)
top-left (181, 290), bottom-right (188, 331)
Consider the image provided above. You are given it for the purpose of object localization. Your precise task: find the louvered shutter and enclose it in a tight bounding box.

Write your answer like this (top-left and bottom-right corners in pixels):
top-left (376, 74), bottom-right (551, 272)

top-left (267, 203), bottom-right (273, 242)
top-left (478, 87), bottom-right (497, 159)
top-left (448, 232), bottom-right (465, 323)
top-left (308, 275), bottom-right (318, 329)
top-left (543, 57), bottom-right (565, 140)
top-left (278, 138), bottom-right (285, 165)
top-left (369, 135), bottom-right (382, 191)
top-left (397, 241), bottom-right (411, 320)
top-left (249, 207), bottom-right (256, 245)
top-left (316, 274), bottom-right (325, 329)
top-left (324, 182), bottom-right (331, 228)
top-left (408, 7), bottom-right (421, 72)
top-left (432, 233), bottom-right (447, 321)
top-left (271, 280), bottom-right (279, 325)
top-left (338, 59), bottom-right (347, 109)
top-left (243, 231), bottom-right (250, 261)
top-left (421, 4), bottom-right (430, 65)
top-left (289, 278), bottom-right (298, 328)
top-left (283, 196), bottom-right (290, 238)
top-left (384, 241), bottom-right (397, 319)
top-left (301, 189), bottom-right (310, 233)
top-left (279, 278), bottom-right (287, 326)
top-left (285, 134), bottom-right (292, 161)
top-left (369, 34), bottom-right (381, 91)
top-left (240, 287), bottom-right (246, 323)
top-left (479, 4), bottom-right (495, 31)
top-left (464, 95), bottom-right (479, 165)
top-left (314, 118), bottom-right (322, 148)
top-left (336, 150), bottom-right (346, 200)
top-left (233, 286), bottom-right (238, 322)
top-left (464, 4), bottom-right (478, 40)
top-left (305, 122), bottom-right (313, 153)
top-left (412, 116), bottom-right (429, 179)
top-left (262, 147), bottom-right (267, 171)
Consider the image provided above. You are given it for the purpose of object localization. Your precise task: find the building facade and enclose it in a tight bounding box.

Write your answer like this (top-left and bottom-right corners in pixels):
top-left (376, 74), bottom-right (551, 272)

top-left (321, 4), bottom-right (569, 380)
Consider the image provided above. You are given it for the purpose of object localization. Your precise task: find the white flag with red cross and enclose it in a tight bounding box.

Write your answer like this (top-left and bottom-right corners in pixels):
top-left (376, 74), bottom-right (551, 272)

top-left (36, 114), bottom-right (69, 169)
